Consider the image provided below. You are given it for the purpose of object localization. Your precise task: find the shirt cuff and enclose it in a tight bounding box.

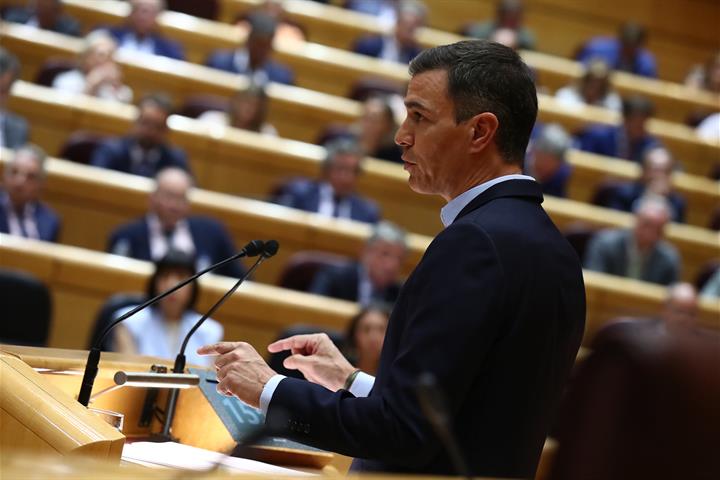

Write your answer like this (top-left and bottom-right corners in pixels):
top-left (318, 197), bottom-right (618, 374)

top-left (259, 374), bottom-right (286, 416)
top-left (348, 371), bottom-right (375, 397)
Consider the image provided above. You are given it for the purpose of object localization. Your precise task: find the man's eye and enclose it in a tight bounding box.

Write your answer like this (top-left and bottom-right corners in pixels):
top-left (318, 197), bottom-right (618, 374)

top-left (413, 112), bottom-right (423, 121)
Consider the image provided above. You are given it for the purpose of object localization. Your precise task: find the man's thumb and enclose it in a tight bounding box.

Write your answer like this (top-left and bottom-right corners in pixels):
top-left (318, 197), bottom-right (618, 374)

top-left (284, 354), bottom-right (312, 372)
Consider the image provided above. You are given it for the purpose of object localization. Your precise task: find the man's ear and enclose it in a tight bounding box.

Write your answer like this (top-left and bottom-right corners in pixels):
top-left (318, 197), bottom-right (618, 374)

top-left (468, 112), bottom-right (499, 154)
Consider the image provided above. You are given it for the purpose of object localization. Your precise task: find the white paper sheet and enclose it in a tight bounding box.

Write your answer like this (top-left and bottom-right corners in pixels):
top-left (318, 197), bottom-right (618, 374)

top-left (122, 441), bottom-right (315, 476)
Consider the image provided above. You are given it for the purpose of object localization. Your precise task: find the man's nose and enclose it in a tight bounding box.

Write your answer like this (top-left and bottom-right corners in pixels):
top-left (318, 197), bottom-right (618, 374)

top-left (394, 119), bottom-right (412, 147)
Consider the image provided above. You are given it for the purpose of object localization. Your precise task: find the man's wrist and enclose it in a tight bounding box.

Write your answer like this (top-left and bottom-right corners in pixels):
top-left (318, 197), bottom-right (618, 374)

top-left (343, 368), bottom-right (362, 390)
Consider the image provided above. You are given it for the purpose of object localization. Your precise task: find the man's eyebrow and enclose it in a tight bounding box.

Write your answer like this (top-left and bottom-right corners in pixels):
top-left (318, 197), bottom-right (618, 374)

top-left (404, 100), bottom-right (431, 113)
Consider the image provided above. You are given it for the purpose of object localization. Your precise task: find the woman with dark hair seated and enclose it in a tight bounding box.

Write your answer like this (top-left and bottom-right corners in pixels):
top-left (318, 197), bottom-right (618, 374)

top-left (343, 302), bottom-right (391, 375)
top-left (113, 249), bottom-right (223, 366)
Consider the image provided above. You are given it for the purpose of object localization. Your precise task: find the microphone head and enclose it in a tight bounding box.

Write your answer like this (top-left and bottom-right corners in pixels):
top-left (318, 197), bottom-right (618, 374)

top-left (416, 372), bottom-right (450, 429)
top-left (243, 240), bottom-right (265, 257)
top-left (262, 240), bottom-right (280, 258)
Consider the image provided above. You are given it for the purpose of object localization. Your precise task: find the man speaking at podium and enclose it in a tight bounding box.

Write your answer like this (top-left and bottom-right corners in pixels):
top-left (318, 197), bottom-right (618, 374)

top-left (199, 40), bottom-right (585, 478)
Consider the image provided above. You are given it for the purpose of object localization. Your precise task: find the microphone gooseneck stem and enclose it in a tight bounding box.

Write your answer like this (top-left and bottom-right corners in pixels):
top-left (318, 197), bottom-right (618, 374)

top-left (76, 240), bottom-right (263, 407)
top-left (161, 253), bottom-right (269, 437)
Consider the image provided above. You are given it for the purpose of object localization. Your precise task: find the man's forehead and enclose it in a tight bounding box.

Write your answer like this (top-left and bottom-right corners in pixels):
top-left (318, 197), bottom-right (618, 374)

top-left (404, 69), bottom-right (449, 110)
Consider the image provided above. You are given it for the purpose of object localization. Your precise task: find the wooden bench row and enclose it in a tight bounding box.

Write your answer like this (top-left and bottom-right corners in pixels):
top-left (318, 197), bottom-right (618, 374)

top-left (0, 233), bottom-right (357, 352)
top-left (215, 0), bottom-right (720, 122)
top-left (2, 225), bottom-right (719, 355)
top-left (6, 83), bottom-right (719, 283)
top-left (3, 21), bottom-right (717, 179)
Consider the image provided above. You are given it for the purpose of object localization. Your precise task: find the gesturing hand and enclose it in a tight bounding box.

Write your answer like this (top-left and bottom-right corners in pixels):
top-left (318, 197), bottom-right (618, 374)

top-left (268, 333), bottom-right (356, 392)
top-left (197, 341), bottom-right (277, 408)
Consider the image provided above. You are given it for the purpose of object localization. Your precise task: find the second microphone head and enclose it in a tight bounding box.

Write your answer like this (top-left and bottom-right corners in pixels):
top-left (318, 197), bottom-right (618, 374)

top-left (244, 240), bottom-right (266, 257)
top-left (262, 240), bottom-right (280, 258)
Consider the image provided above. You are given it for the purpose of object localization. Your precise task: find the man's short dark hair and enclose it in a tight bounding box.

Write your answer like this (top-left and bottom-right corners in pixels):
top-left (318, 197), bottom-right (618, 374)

top-left (622, 95), bottom-right (654, 118)
top-left (0, 47), bottom-right (21, 79)
top-left (138, 92), bottom-right (174, 116)
top-left (409, 40), bottom-right (538, 165)
top-left (322, 137), bottom-right (364, 171)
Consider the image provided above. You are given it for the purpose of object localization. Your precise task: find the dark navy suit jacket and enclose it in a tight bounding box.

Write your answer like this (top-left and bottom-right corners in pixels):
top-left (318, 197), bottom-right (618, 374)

top-left (603, 182), bottom-right (686, 223)
top-left (0, 196), bottom-right (61, 242)
top-left (3, 7), bottom-right (81, 36)
top-left (575, 125), bottom-right (660, 163)
top-left (205, 50), bottom-right (295, 85)
top-left (265, 180), bottom-right (586, 477)
top-left (107, 216), bottom-right (245, 278)
top-left (273, 179), bottom-right (380, 224)
top-left (90, 136), bottom-right (190, 178)
top-left (577, 37), bottom-right (657, 78)
top-left (1, 112), bottom-right (29, 149)
top-left (309, 262), bottom-right (401, 304)
top-left (353, 35), bottom-right (422, 64)
top-left (107, 27), bottom-right (185, 60)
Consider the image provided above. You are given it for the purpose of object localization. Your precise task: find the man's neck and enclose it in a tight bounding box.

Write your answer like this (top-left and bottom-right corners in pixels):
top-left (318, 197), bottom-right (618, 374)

top-left (446, 163), bottom-right (523, 202)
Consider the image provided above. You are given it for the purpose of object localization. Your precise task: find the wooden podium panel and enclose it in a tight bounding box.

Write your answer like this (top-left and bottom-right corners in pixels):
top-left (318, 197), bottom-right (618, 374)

top-left (0, 351), bottom-right (125, 460)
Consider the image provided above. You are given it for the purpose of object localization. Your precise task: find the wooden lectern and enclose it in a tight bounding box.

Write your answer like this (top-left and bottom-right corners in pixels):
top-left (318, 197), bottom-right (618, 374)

top-left (0, 350), bottom-right (125, 459)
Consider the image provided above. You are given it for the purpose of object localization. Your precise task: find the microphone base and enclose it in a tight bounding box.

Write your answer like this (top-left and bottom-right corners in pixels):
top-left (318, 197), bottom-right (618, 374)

top-left (144, 432), bottom-right (178, 443)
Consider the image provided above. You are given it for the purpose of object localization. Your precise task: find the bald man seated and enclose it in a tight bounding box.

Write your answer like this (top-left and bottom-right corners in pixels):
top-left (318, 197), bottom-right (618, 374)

top-left (107, 167), bottom-right (245, 278)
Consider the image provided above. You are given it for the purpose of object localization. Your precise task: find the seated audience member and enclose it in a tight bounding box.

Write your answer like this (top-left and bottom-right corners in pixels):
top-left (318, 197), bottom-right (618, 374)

top-left (235, 0), bottom-right (306, 43)
top-left (526, 123), bottom-right (572, 198)
top-left (206, 13), bottom-right (294, 85)
top-left (346, 0), bottom-right (399, 29)
top-left (272, 138), bottom-right (381, 224)
top-left (104, 0), bottom-right (184, 60)
top-left (198, 83), bottom-right (277, 135)
top-left (696, 112), bottom-right (720, 144)
top-left (310, 221), bottom-right (406, 304)
top-left (577, 22), bottom-right (657, 78)
top-left (584, 195), bottom-right (680, 286)
top-left (661, 283), bottom-right (699, 328)
top-left (2, 0), bottom-right (80, 37)
top-left (322, 95), bottom-right (402, 163)
top-left (599, 146), bottom-right (686, 223)
top-left (701, 269), bottom-right (720, 299)
top-left (555, 59), bottom-right (622, 112)
top-left (90, 93), bottom-right (189, 177)
top-left (113, 249), bottom-right (222, 366)
top-left (463, 0), bottom-right (536, 51)
top-left (353, 0), bottom-right (425, 64)
top-left (343, 302), bottom-right (391, 375)
top-left (0, 48), bottom-right (29, 149)
top-left (0, 144), bottom-right (61, 242)
top-left (108, 167), bottom-right (245, 278)
top-left (575, 95), bottom-right (660, 163)
top-left (52, 31), bottom-right (133, 103)
top-left (685, 51), bottom-right (720, 94)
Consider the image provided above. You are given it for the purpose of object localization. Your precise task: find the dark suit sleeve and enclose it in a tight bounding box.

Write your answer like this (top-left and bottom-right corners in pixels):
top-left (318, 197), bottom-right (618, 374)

top-left (90, 141), bottom-right (118, 170)
top-left (308, 266), bottom-right (339, 297)
top-left (211, 222), bottom-right (246, 279)
top-left (266, 222), bottom-right (506, 465)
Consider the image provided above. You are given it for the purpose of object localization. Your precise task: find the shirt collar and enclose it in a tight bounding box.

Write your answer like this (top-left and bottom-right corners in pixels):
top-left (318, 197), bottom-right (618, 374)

top-left (440, 174), bottom-right (536, 227)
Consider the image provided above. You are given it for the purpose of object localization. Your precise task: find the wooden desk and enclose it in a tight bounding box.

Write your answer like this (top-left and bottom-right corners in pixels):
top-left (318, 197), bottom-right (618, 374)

top-left (2, 235), bottom-right (719, 353)
top-left (3, 21), bottom-right (717, 177)
top-left (0, 234), bottom-right (357, 352)
top-left (6, 84), bottom-right (718, 282)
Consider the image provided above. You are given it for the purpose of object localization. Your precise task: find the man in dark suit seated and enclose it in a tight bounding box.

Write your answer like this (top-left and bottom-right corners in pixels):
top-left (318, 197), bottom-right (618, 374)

top-left (1, 144), bottom-right (61, 242)
top-left (310, 221), bottom-right (406, 305)
top-left (585, 194), bottom-right (680, 285)
top-left (206, 13), bottom-right (294, 85)
top-left (575, 95), bottom-right (661, 163)
top-left (272, 138), bottom-right (381, 224)
top-left (198, 40), bottom-right (586, 478)
top-left (104, 0), bottom-right (184, 60)
top-left (353, 0), bottom-right (425, 64)
top-left (107, 167), bottom-right (245, 278)
top-left (0, 48), bottom-right (29, 150)
top-left (526, 123), bottom-right (573, 198)
top-left (2, 0), bottom-right (81, 37)
top-left (599, 146), bottom-right (686, 223)
top-left (90, 93), bottom-right (190, 177)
